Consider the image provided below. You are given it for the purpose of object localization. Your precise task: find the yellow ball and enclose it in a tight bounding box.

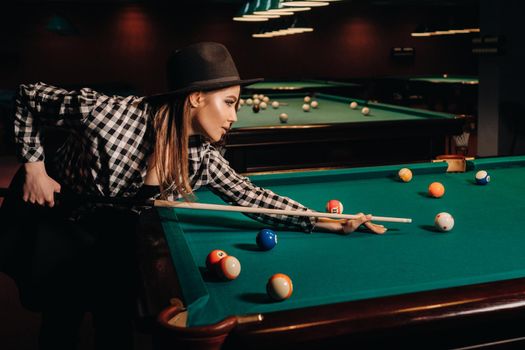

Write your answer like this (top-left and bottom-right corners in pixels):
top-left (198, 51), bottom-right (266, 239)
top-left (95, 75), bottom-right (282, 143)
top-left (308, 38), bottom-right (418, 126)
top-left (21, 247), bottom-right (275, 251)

top-left (398, 168), bottom-right (413, 182)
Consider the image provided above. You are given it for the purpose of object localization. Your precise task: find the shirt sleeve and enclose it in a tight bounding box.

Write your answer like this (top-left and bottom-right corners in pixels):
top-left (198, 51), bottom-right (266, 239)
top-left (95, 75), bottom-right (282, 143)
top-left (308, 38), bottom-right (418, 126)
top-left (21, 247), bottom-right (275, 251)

top-left (203, 145), bottom-right (316, 233)
top-left (14, 82), bottom-right (99, 163)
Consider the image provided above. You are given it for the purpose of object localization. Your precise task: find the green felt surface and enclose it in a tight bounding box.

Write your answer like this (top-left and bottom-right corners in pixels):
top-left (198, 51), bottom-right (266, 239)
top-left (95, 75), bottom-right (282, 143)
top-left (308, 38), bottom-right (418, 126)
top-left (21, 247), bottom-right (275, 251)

top-left (244, 80), bottom-right (358, 91)
top-left (160, 156), bottom-right (525, 327)
top-left (409, 75), bottom-right (478, 85)
top-left (234, 93), bottom-right (454, 128)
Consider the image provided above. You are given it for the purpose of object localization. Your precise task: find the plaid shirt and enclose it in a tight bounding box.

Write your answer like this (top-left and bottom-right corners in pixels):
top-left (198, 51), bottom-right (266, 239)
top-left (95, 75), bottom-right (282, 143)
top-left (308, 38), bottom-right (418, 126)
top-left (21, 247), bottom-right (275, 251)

top-left (14, 82), bottom-right (315, 232)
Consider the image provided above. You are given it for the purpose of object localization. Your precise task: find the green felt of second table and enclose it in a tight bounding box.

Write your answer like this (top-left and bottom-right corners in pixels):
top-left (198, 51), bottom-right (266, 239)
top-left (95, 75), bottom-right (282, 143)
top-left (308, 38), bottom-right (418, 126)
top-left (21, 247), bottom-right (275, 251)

top-left (243, 80), bottom-right (359, 92)
top-left (409, 75), bottom-right (478, 85)
top-left (235, 93), bottom-right (455, 129)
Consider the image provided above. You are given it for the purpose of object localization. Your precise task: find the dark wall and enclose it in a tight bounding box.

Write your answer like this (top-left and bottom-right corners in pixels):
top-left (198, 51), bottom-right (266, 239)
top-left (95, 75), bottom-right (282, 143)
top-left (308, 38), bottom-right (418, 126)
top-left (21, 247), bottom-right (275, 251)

top-left (478, 0), bottom-right (525, 156)
top-left (0, 1), bottom-right (478, 95)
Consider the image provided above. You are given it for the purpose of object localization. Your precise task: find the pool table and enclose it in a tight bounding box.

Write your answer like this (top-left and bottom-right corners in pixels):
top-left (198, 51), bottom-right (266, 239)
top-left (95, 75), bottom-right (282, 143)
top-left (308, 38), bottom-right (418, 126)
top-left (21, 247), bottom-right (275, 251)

top-left (409, 75), bottom-right (479, 85)
top-left (407, 75), bottom-right (478, 115)
top-left (224, 93), bottom-right (465, 173)
top-left (136, 156), bottom-right (525, 349)
top-left (242, 80), bottom-right (361, 94)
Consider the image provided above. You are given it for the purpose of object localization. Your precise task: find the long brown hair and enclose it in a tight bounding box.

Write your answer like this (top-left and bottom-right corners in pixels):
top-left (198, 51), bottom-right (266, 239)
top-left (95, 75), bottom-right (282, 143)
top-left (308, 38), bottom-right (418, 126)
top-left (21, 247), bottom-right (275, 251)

top-left (151, 96), bottom-right (194, 200)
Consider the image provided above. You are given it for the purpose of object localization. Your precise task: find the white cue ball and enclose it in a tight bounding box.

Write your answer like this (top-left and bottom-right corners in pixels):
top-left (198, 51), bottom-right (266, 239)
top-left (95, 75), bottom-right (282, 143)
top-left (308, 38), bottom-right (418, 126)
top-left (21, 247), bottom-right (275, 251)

top-left (271, 101), bottom-right (280, 109)
top-left (434, 212), bottom-right (455, 232)
top-left (262, 96), bottom-right (270, 103)
top-left (361, 107), bottom-right (370, 115)
top-left (304, 96), bottom-right (311, 103)
top-left (279, 113), bottom-right (288, 123)
top-left (253, 98), bottom-right (260, 105)
top-left (302, 103), bottom-right (311, 112)
top-left (259, 101), bottom-right (268, 109)
top-left (246, 98), bottom-right (253, 106)
top-left (349, 101), bottom-right (358, 109)
top-left (310, 100), bottom-right (319, 108)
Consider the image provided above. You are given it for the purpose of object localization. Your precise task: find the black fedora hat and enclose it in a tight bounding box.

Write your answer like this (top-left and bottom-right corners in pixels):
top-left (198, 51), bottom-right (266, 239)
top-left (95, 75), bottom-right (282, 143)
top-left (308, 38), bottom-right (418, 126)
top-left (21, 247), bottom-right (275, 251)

top-left (146, 42), bottom-right (262, 101)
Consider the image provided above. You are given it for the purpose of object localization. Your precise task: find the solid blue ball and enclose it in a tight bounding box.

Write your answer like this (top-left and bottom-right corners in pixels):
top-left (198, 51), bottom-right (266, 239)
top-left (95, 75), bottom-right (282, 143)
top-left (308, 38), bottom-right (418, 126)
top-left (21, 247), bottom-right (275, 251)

top-left (256, 229), bottom-right (277, 251)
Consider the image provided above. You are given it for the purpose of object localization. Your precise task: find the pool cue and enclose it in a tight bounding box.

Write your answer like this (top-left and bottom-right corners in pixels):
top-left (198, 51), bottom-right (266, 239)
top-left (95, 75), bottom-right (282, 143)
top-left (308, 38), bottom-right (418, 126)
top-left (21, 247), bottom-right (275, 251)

top-left (151, 200), bottom-right (412, 224)
top-left (0, 188), bottom-right (411, 223)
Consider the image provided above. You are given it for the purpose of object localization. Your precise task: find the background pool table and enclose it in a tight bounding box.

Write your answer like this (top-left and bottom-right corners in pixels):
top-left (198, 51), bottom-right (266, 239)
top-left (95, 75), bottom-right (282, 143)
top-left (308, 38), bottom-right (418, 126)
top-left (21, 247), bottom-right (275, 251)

top-left (224, 93), bottom-right (465, 173)
top-left (409, 75), bottom-right (479, 85)
top-left (137, 156), bottom-right (525, 349)
top-left (242, 80), bottom-right (361, 94)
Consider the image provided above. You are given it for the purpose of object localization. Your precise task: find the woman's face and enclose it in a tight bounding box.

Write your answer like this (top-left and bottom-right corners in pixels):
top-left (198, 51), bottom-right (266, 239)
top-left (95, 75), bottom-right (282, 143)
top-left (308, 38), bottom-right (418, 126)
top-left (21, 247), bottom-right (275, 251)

top-left (189, 85), bottom-right (240, 142)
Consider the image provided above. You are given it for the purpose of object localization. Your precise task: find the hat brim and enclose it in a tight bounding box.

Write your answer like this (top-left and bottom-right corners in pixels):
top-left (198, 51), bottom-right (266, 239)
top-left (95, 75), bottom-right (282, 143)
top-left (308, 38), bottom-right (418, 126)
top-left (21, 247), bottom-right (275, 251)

top-left (145, 78), bottom-right (263, 102)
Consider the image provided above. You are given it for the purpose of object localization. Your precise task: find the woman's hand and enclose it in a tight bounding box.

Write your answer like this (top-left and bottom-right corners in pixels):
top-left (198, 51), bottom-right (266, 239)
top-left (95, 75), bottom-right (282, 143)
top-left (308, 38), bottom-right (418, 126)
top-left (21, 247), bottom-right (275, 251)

top-left (341, 213), bottom-right (387, 235)
top-left (314, 213), bottom-right (387, 235)
top-left (23, 161), bottom-right (61, 207)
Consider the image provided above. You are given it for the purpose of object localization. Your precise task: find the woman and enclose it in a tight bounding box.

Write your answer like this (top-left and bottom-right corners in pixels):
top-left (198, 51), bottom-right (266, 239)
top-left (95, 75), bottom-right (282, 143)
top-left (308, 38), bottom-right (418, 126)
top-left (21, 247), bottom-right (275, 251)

top-left (2, 42), bottom-right (385, 349)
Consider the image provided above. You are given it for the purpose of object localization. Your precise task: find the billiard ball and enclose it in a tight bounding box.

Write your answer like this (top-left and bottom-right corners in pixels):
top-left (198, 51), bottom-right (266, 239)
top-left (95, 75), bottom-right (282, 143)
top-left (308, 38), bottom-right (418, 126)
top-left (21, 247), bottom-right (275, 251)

top-left (258, 94), bottom-right (265, 100)
top-left (326, 199), bottom-right (344, 214)
top-left (262, 96), bottom-right (270, 103)
top-left (259, 101), bottom-right (268, 110)
top-left (428, 182), bottom-right (445, 198)
top-left (361, 107), bottom-right (370, 115)
top-left (434, 212), bottom-right (454, 232)
top-left (218, 255), bottom-right (241, 280)
top-left (398, 168), bottom-right (413, 182)
top-left (253, 98), bottom-right (261, 105)
top-left (304, 96), bottom-right (311, 103)
top-left (246, 98), bottom-right (253, 106)
top-left (302, 103), bottom-right (311, 112)
top-left (256, 229), bottom-right (278, 251)
top-left (206, 249), bottom-right (228, 271)
top-left (475, 170), bottom-right (490, 185)
top-left (252, 104), bottom-right (260, 113)
top-left (279, 113), bottom-right (288, 123)
top-left (271, 101), bottom-right (280, 109)
top-left (239, 98), bottom-right (245, 106)
top-left (267, 273), bottom-right (293, 301)
top-left (310, 100), bottom-right (319, 108)
top-left (252, 94), bottom-right (258, 100)
top-left (349, 101), bottom-right (358, 109)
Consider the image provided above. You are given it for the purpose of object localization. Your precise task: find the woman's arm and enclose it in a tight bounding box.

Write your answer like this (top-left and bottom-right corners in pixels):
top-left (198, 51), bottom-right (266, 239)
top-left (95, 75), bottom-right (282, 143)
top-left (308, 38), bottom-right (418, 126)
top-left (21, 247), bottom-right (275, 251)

top-left (14, 82), bottom-right (99, 206)
top-left (202, 146), bottom-right (385, 234)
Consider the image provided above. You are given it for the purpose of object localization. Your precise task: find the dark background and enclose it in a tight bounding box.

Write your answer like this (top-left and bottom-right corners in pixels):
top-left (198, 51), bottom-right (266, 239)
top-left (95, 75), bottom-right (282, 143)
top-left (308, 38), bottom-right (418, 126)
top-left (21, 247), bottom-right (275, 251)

top-left (0, 0), bottom-right (479, 95)
top-left (0, 1), bottom-right (524, 349)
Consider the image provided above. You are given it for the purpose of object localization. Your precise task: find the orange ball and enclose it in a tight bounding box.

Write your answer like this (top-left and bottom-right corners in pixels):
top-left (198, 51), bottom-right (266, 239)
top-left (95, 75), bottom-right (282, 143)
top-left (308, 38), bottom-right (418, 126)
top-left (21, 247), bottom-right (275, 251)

top-left (428, 182), bottom-right (445, 198)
